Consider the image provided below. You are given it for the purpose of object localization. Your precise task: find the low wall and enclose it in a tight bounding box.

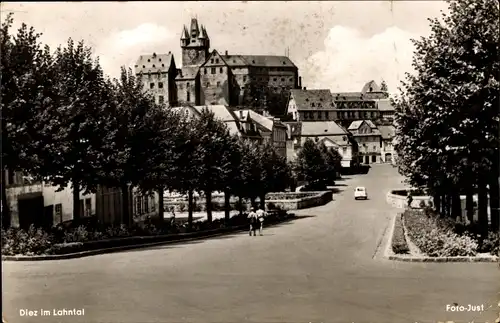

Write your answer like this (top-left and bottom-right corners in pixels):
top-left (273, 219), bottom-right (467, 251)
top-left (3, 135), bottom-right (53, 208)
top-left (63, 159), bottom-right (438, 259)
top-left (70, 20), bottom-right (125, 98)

top-left (266, 191), bottom-right (332, 211)
top-left (386, 189), bottom-right (433, 209)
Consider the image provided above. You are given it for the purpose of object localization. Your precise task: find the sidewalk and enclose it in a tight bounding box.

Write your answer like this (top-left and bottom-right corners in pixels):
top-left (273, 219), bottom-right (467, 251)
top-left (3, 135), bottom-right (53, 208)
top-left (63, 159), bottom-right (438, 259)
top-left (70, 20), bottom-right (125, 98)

top-left (163, 210), bottom-right (241, 222)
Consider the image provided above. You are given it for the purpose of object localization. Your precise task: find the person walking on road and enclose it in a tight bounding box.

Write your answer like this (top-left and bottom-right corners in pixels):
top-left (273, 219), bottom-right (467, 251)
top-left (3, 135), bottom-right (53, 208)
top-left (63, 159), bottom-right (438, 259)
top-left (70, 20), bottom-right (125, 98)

top-left (248, 207), bottom-right (258, 236)
top-left (256, 207), bottom-right (266, 236)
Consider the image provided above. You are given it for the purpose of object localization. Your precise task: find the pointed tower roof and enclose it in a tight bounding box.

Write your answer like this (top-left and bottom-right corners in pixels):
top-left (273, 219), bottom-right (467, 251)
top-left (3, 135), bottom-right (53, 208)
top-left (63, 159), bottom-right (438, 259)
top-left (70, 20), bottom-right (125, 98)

top-left (181, 25), bottom-right (189, 40)
top-left (198, 25), bottom-right (208, 39)
top-left (190, 18), bottom-right (200, 36)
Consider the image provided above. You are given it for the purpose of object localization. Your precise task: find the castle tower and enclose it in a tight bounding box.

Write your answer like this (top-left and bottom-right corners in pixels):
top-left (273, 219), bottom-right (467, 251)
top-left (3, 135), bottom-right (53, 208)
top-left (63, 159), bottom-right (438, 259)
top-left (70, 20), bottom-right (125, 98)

top-left (181, 18), bottom-right (210, 67)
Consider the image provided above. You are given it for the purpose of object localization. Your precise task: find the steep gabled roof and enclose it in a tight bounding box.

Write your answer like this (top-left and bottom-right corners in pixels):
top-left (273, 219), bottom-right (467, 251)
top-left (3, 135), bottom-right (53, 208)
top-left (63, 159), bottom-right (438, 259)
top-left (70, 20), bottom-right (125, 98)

top-left (361, 80), bottom-right (381, 93)
top-left (221, 55), bottom-right (296, 68)
top-left (201, 49), bottom-right (230, 67)
top-left (348, 120), bottom-right (377, 130)
top-left (135, 53), bottom-right (174, 75)
top-left (289, 89), bottom-right (335, 110)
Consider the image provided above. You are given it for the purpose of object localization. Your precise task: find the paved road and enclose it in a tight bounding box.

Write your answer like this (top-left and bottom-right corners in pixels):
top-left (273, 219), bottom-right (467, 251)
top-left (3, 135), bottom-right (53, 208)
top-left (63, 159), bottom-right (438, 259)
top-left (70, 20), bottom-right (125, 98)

top-left (3, 164), bottom-right (499, 323)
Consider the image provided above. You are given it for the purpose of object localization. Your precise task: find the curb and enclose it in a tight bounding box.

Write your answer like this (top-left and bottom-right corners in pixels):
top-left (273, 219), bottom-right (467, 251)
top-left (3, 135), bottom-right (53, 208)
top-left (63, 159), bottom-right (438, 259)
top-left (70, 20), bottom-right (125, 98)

top-left (2, 217), bottom-right (296, 261)
top-left (384, 214), bottom-right (499, 263)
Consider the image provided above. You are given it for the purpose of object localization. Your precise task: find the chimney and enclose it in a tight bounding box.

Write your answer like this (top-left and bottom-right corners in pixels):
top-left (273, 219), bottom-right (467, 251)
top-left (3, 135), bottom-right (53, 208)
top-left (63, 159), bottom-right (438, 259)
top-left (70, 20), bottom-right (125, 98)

top-left (298, 76), bottom-right (302, 88)
top-left (225, 50), bottom-right (228, 56)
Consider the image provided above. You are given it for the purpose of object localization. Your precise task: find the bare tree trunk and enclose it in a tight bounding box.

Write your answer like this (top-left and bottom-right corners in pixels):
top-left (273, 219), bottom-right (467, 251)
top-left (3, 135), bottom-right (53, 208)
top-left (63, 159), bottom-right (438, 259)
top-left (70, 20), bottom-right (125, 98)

top-left (238, 196), bottom-right (243, 216)
top-left (465, 187), bottom-right (474, 224)
top-left (433, 193), bottom-right (441, 214)
top-left (72, 177), bottom-right (81, 221)
top-left (451, 192), bottom-right (462, 221)
top-left (187, 190), bottom-right (194, 231)
top-left (260, 193), bottom-right (266, 210)
top-left (1, 170), bottom-right (11, 229)
top-left (477, 179), bottom-right (489, 237)
top-left (121, 184), bottom-right (130, 226)
top-left (489, 176), bottom-right (499, 233)
top-left (205, 190), bottom-right (213, 223)
top-left (157, 187), bottom-right (164, 224)
top-left (224, 189), bottom-right (231, 223)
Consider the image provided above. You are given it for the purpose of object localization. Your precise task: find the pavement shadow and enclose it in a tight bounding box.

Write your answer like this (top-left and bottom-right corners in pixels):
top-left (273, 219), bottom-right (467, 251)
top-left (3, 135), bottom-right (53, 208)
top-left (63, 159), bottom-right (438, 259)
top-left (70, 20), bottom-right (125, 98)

top-left (334, 183), bottom-right (348, 187)
top-left (113, 216), bottom-right (316, 254)
top-left (329, 187), bottom-right (344, 194)
top-left (336, 177), bottom-right (351, 181)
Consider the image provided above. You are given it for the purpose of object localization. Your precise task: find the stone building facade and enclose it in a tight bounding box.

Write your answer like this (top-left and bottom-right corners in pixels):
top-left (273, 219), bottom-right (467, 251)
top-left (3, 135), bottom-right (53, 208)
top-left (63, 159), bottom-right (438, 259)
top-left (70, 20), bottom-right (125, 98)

top-left (135, 18), bottom-right (300, 116)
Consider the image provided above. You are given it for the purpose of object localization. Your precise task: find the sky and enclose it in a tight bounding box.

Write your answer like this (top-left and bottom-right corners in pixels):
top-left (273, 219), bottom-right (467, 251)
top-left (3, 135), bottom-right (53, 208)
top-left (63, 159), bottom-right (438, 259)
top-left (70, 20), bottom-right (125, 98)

top-left (2, 1), bottom-right (450, 93)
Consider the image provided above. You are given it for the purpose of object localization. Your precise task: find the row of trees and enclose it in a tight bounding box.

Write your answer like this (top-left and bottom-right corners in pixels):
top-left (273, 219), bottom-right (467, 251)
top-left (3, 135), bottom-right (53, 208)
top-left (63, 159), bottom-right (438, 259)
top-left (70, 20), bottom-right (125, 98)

top-left (393, 0), bottom-right (499, 234)
top-left (0, 14), bottom-right (293, 230)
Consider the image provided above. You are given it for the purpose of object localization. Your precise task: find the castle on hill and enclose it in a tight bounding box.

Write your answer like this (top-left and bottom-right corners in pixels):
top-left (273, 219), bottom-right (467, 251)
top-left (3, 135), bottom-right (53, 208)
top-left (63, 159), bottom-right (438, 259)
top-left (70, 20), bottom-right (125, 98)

top-left (134, 18), bottom-right (302, 116)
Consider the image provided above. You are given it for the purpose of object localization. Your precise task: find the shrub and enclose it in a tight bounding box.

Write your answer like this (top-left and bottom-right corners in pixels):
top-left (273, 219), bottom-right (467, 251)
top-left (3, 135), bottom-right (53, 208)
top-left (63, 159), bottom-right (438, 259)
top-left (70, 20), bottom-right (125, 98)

top-left (1, 225), bottom-right (53, 256)
top-left (64, 225), bottom-right (90, 243)
top-left (105, 224), bottom-right (130, 238)
top-left (404, 210), bottom-right (478, 257)
top-left (479, 232), bottom-right (500, 256)
top-left (392, 215), bottom-right (410, 254)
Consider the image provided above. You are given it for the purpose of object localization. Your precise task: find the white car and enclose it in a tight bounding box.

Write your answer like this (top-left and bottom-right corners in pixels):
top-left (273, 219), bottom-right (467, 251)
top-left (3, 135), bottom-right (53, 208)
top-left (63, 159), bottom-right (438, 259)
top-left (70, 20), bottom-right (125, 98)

top-left (354, 186), bottom-right (368, 200)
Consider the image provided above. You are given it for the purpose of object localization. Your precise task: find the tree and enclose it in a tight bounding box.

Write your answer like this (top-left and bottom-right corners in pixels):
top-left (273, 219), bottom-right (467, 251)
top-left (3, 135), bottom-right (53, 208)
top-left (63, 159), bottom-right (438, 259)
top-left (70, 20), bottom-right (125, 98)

top-left (295, 138), bottom-right (328, 186)
top-left (0, 14), bottom-right (58, 227)
top-left (233, 139), bottom-right (264, 211)
top-left (45, 39), bottom-right (110, 221)
top-left (189, 108), bottom-right (234, 223)
top-left (135, 104), bottom-right (186, 224)
top-left (394, 0), bottom-right (499, 233)
top-left (218, 135), bottom-right (242, 223)
top-left (100, 67), bottom-right (160, 226)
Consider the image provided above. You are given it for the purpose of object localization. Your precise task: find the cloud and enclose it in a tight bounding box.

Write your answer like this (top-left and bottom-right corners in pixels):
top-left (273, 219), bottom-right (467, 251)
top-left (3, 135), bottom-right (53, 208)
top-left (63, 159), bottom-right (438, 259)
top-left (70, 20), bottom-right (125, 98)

top-left (95, 23), bottom-right (175, 78)
top-left (299, 25), bottom-right (418, 94)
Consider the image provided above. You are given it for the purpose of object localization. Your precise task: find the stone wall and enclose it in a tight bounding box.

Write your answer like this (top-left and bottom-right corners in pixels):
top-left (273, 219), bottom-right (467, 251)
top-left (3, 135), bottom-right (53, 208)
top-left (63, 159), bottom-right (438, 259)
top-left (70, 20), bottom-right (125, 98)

top-left (386, 189), bottom-right (433, 209)
top-left (266, 191), bottom-right (332, 211)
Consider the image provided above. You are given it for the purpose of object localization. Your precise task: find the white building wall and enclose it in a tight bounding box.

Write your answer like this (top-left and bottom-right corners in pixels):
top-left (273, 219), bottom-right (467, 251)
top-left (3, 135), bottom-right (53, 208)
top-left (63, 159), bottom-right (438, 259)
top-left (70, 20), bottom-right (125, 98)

top-left (42, 182), bottom-right (96, 223)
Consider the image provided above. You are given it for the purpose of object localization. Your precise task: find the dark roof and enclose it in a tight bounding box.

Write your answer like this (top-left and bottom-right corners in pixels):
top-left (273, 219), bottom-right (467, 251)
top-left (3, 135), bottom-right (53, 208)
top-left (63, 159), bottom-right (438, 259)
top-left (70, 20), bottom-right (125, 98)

top-left (135, 53), bottom-right (174, 75)
top-left (332, 92), bottom-right (374, 102)
top-left (290, 89), bottom-right (335, 110)
top-left (221, 55), bottom-right (296, 68)
top-left (176, 66), bottom-right (199, 80)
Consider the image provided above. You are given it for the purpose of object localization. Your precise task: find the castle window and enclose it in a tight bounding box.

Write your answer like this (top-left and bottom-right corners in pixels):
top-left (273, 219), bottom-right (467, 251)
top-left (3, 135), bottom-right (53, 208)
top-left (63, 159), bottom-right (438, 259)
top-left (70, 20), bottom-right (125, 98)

top-left (143, 65), bottom-right (145, 68)
top-left (187, 90), bottom-right (190, 102)
top-left (206, 82), bottom-right (210, 86)
top-left (159, 96), bottom-right (164, 104)
top-left (211, 67), bottom-right (216, 74)
top-left (158, 82), bottom-right (163, 89)
top-left (150, 83), bottom-right (154, 89)
top-left (162, 64), bottom-right (165, 67)
top-left (281, 78), bottom-right (284, 82)
top-left (159, 58), bottom-right (162, 62)
top-left (204, 68), bottom-right (207, 74)
top-left (311, 103), bottom-right (315, 107)
top-left (148, 59), bottom-right (151, 62)
top-left (187, 82), bottom-right (190, 87)
top-left (273, 78), bottom-right (277, 81)
top-left (220, 67), bottom-right (223, 73)
top-left (215, 59), bottom-right (219, 63)
top-left (191, 39), bottom-right (195, 43)
top-left (153, 64), bottom-right (155, 68)
top-left (211, 59), bottom-right (214, 63)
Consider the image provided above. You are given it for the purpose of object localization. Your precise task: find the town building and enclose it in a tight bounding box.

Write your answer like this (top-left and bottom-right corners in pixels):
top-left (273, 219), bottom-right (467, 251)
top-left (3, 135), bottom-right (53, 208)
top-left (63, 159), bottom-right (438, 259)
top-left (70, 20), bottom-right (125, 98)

top-left (95, 186), bottom-right (159, 226)
top-left (135, 18), bottom-right (301, 116)
top-left (285, 120), bottom-right (358, 168)
top-left (2, 170), bottom-right (95, 229)
top-left (286, 89), bottom-right (336, 121)
top-left (234, 109), bottom-right (289, 158)
top-left (378, 125), bottom-right (396, 164)
top-left (348, 120), bottom-right (382, 164)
